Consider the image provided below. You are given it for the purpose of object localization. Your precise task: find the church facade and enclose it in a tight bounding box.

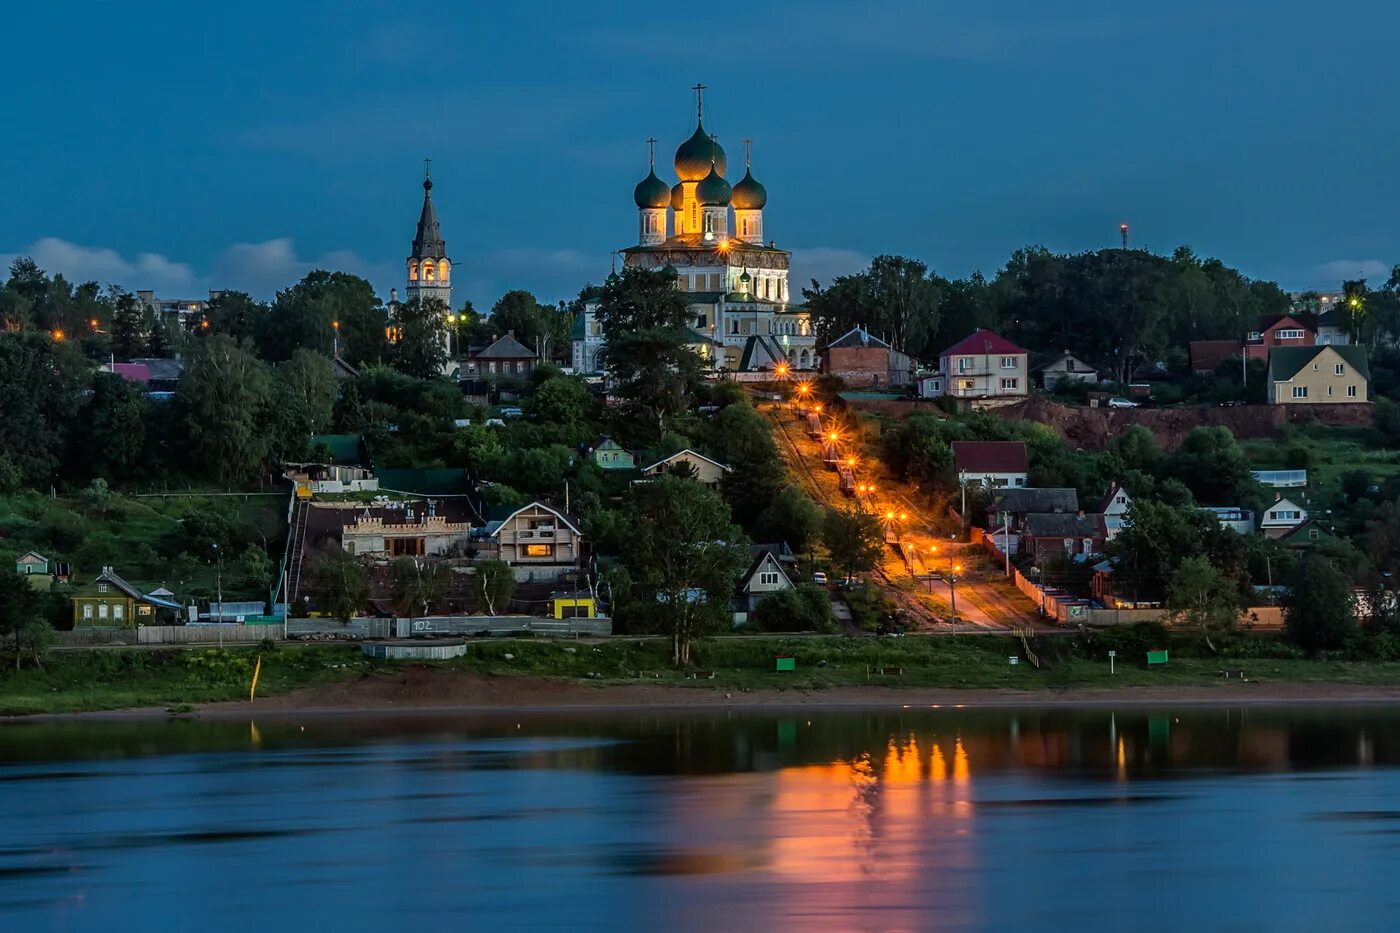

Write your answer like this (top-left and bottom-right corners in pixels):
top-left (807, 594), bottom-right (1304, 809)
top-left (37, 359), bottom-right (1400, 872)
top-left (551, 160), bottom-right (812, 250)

top-left (572, 89), bottom-right (817, 375)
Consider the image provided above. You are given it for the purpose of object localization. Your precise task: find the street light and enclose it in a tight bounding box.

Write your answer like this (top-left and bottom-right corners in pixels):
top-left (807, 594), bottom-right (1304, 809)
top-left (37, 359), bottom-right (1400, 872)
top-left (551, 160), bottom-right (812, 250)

top-left (950, 563), bottom-right (963, 618)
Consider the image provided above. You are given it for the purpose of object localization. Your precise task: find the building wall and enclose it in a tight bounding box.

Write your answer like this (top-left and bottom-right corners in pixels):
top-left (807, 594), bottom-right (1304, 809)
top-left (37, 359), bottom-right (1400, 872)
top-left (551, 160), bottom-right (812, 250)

top-left (823, 347), bottom-right (912, 387)
top-left (73, 594), bottom-right (138, 627)
top-left (643, 452), bottom-right (728, 487)
top-left (496, 506), bottom-right (582, 581)
top-left (939, 353), bottom-right (1030, 397)
top-left (958, 470), bottom-right (1027, 488)
top-left (1269, 351), bottom-right (1368, 404)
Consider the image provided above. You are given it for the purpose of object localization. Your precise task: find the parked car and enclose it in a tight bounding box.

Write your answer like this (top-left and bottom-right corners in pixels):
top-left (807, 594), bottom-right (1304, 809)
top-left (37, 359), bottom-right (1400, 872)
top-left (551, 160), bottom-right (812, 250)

top-left (812, 571), bottom-right (829, 586)
top-left (499, 407), bottom-right (524, 418)
top-left (485, 418), bottom-right (506, 427)
top-left (1107, 397), bottom-right (1138, 408)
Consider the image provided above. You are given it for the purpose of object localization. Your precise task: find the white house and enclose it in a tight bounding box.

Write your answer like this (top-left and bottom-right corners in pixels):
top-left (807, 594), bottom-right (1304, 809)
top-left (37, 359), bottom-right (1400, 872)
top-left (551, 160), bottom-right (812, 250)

top-left (640, 449), bottom-right (732, 488)
top-left (1095, 482), bottom-right (1132, 540)
top-left (930, 330), bottom-right (1030, 399)
top-left (1260, 497), bottom-right (1308, 538)
top-left (732, 548), bottom-right (795, 625)
top-left (951, 441), bottom-right (1029, 489)
top-left (1037, 351), bottom-right (1099, 391)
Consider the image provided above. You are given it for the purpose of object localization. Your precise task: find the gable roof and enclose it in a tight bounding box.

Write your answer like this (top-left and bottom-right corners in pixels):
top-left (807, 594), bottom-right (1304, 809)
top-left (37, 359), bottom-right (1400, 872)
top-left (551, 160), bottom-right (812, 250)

top-left (991, 487), bottom-right (1078, 514)
top-left (591, 435), bottom-right (632, 453)
top-left (1022, 513), bottom-right (1104, 538)
top-left (89, 567), bottom-right (144, 600)
top-left (1256, 312), bottom-right (1318, 334)
top-left (952, 440), bottom-right (1028, 474)
top-left (1268, 345), bottom-right (1370, 382)
top-left (1279, 518), bottom-right (1334, 545)
top-left (739, 551), bottom-right (794, 592)
top-left (824, 326), bottom-right (892, 351)
top-left (738, 335), bottom-right (789, 371)
top-left (16, 551), bottom-right (49, 565)
top-left (1035, 351), bottom-right (1097, 373)
top-left (472, 333), bottom-right (538, 360)
top-left (331, 356), bottom-right (360, 379)
top-left (488, 500), bottom-right (582, 538)
top-left (940, 329), bottom-right (1027, 358)
top-left (640, 448), bottom-right (733, 474)
top-left (1095, 482), bottom-right (1129, 514)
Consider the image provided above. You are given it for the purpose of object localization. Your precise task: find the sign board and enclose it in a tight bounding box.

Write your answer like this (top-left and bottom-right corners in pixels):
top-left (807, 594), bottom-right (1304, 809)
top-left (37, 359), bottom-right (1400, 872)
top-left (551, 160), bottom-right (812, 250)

top-left (1108, 650), bottom-right (1116, 658)
top-left (1067, 604), bottom-right (1088, 620)
top-left (1008, 656), bottom-right (1020, 666)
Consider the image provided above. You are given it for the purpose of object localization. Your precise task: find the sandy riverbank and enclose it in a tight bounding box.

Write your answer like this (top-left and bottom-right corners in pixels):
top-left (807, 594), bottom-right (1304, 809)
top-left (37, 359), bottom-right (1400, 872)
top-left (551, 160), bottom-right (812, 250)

top-left (20, 667), bottom-right (1400, 721)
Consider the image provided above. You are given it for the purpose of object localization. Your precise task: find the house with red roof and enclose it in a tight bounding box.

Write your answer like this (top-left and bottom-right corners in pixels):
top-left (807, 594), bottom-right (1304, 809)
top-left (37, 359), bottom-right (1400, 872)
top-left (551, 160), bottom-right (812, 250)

top-left (922, 330), bottom-right (1029, 399)
top-left (951, 441), bottom-right (1029, 489)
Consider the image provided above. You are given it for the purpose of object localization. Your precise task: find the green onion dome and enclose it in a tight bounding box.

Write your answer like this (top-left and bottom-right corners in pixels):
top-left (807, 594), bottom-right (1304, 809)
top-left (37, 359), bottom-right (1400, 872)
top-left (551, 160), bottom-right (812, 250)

top-left (696, 165), bottom-right (732, 206)
top-left (730, 168), bottom-right (767, 210)
top-left (671, 183), bottom-right (685, 211)
top-left (633, 169), bottom-right (671, 209)
top-left (675, 122), bottom-right (727, 181)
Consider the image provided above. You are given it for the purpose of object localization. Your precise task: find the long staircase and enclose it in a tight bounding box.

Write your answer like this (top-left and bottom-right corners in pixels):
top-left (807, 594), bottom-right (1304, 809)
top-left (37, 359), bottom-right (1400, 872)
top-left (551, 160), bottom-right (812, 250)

top-left (283, 496), bottom-right (312, 604)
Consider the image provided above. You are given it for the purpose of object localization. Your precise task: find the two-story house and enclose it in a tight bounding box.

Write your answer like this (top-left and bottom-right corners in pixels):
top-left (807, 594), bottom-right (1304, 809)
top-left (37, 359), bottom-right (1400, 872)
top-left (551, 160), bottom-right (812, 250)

top-left (732, 546), bottom-right (795, 626)
top-left (926, 330), bottom-right (1030, 399)
top-left (1245, 314), bottom-right (1317, 361)
top-left (490, 501), bottom-right (584, 583)
top-left (1095, 482), bottom-right (1132, 541)
top-left (1260, 497), bottom-right (1309, 538)
top-left (1267, 345), bottom-right (1369, 405)
top-left (463, 332), bottom-right (538, 379)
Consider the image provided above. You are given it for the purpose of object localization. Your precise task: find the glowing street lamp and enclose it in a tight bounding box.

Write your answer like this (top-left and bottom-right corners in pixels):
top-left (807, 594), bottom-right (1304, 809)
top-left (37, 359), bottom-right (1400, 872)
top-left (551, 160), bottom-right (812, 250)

top-left (51, 329), bottom-right (65, 342)
top-left (949, 563), bottom-right (964, 618)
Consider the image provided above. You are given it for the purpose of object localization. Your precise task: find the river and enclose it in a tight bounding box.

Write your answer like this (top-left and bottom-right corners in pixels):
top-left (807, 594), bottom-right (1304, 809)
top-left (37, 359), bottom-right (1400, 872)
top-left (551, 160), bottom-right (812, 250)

top-left (4, 706), bottom-right (1400, 931)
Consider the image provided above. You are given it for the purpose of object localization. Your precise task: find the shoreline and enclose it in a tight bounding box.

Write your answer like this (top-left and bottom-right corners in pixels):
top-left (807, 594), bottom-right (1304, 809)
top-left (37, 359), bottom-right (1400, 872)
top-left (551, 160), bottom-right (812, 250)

top-left (12, 677), bottom-right (1400, 723)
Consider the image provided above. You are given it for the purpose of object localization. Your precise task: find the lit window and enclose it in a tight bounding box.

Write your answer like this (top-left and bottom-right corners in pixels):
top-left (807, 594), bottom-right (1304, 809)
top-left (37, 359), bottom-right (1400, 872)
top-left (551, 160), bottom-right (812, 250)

top-left (83, 604), bottom-right (93, 620)
top-left (99, 604), bottom-right (108, 619)
top-left (525, 544), bottom-right (553, 558)
top-left (113, 605), bottom-right (124, 620)
top-left (1277, 329), bottom-right (1305, 340)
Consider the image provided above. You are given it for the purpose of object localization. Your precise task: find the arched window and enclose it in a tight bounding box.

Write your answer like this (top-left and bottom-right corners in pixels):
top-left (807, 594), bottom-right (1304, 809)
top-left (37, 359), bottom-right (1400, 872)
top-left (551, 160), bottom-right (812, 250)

top-left (438, 259), bottom-right (451, 282)
top-left (408, 261), bottom-right (419, 281)
top-left (422, 261), bottom-right (436, 282)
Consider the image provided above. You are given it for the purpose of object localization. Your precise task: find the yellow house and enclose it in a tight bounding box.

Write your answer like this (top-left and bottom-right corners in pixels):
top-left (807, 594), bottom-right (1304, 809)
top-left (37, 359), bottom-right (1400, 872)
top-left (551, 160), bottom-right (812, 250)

top-left (639, 449), bottom-right (732, 488)
top-left (1267, 345), bottom-right (1369, 405)
top-left (71, 567), bottom-right (180, 627)
top-left (551, 592), bottom-right (597, 619)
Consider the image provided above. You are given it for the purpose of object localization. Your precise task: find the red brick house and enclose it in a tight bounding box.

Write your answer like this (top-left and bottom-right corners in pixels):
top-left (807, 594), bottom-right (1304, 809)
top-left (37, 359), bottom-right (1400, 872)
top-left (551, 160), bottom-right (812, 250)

top-left (1245, 314), bottom-right (1316, 361)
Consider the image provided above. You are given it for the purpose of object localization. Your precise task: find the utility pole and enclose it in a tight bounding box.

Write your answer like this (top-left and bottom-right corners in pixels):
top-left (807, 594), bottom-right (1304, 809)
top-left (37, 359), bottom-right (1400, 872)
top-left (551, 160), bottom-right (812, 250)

top-left (1120, 223), bottom-right (1129, 250)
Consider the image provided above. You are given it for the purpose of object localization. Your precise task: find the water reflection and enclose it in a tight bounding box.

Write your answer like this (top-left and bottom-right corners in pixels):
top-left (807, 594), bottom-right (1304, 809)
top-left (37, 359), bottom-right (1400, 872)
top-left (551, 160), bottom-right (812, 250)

top-left (5, 707), bottom-right (1400, 930)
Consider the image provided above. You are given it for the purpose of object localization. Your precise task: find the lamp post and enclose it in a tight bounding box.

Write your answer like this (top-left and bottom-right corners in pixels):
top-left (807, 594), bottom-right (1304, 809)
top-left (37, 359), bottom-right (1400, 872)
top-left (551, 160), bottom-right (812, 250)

top-left (949, 563), bottom-right (963, 619)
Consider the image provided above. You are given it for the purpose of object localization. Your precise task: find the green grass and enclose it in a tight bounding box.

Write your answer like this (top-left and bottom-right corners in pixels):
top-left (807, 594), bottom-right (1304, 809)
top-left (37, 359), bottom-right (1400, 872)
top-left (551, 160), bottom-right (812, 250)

top-left (8, 633), bottom-right (1400, 715)
top-left (1243, 424), bottom-right (1400, 487)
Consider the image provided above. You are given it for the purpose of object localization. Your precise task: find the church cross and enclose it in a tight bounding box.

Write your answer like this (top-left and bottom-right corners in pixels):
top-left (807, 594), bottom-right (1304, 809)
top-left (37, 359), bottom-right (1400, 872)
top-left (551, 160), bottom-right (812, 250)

top-left (423, 157), bottom-right (432, 180)
top-left (692, 82), bottom-right (707, 120)
top-left (645, 137), bottom-right (657, 168)
top-left (743, 138), bottom-right (753, 168)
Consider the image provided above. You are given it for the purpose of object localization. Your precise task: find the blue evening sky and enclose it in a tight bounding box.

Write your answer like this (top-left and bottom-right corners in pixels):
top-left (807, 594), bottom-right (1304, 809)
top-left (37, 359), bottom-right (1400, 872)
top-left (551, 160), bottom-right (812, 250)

top-left (1, 1), bottom-right (1396, 306)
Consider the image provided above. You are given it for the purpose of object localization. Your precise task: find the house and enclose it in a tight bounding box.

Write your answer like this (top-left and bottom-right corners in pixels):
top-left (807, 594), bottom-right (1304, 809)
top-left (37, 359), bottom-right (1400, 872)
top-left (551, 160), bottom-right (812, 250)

top-left (1020, 513), bottom-right (1106, 564)
top-left (1246, 313), bottom-right (1317, 361)
top-left (914, 373), bottom-right (945, 398)
top-left (15, 551), bottom-right (49, 576)
top-left (819, 327), bottom-right (913, 388)
top-left (640, 449), bottom-right (732, 488)
top-left (331, 356), bottom-right (360, 381)
top-left (303, 499), bottom-right (479, 558)
top-left (1267, 345), bottom-right (1369, 405)
top-left (952, 441), bottom-right (1029, 489)
top-left (71, 567), bottom-right (181, 627)
top-left (931, 330), bottom-right (1030, 399)
top-left (987, 488), bottom-right (1079, 530)
top-left (551, 592), bottom-right (599, 619)
top-left (104, 357), bottom-right (185, 393)
top-left (1202, 506), bottom-right (1256, 535)
top-left (1189, 340), bottom-right (1243, 375)
top-left (463, 332), bottom-right (538, 379)
top-left (1314, 305), bottom-right (1352, 346)
top-left (732, 547), bottom-right (795, 625)
top-left (490, 501), bottom-right (584, 583)
top-left (1260, 497), bottom-right (1308, 538)
top-left (1279, 519), bottom-right (1337, 549)
top-left (1037, 351), bottom-right (1099, 391)
top-left (1095, 482), bottom-right (1132, 540)
top-left (588, 436), bottom-right (637, 471)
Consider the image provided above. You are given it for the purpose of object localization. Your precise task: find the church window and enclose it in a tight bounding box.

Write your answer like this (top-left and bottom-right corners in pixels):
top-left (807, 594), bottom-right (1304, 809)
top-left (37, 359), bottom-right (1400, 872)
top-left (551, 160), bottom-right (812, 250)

top-left (409, 261), bottom-right (418, 281)
top-left (422, 261), bottom-right (436, 281)
top-left (439, 260), bottom-right (450, 282)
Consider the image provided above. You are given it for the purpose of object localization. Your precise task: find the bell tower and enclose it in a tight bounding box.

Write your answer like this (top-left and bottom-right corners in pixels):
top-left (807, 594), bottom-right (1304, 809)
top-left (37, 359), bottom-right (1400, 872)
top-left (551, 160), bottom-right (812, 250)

top-left (406, 159), bottom-right (452, 310)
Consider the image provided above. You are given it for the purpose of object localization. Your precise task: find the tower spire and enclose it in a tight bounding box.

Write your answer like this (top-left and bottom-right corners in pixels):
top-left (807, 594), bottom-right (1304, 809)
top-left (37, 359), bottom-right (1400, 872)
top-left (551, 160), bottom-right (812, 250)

top-left (692, 82), bottom-right (707, 121)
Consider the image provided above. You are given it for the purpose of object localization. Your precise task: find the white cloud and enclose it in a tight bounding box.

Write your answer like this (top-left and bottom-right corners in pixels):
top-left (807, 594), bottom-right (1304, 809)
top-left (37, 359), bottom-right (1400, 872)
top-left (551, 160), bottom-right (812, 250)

top-left (1309, 259), bottom-right (1391, 287)
top-left (0, 237), bottom-right (201, 295)
top-left (789, 247), bottom-right (870, 292)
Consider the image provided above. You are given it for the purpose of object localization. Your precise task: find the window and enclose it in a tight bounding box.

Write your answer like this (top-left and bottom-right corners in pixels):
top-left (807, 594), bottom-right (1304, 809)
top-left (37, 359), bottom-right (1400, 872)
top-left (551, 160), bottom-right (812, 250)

top-left (389, 538), bottom-right (426, 557)
top-left (98, 604), bottom-right (108, 619)
top-left (1000, 356), bottom-right (1017, 369)
top-left (709, 274), bottom-right (720, 291)
top-left (1000, 378), bottom-right (1019, 390)
top-left (958, 379), bottom-right (976, 392)
top-left (83, 604), bottom-right (93, 620)
top-left (113, 605), bottom-right (124, 621)
top-left (1292, 386), bottom-right (1308, 399)
top-left (1333, 363), bottom-right (1345, 375)
top-left (1308, 528), bottom-right (1320, 541)
top-left (759, 571), bottom-right (780, 586)
top-left (524, 543), bottom-right (553, 558)
top-left (1277, 329), bottom-right (1305, 340)
top-left (957, 357), bottom-right (973, 372)
top-left (98, 583), bottom-right (108, 593)
top-left (1116, 495), bottom-right (1127, 505)
top-left (1348, 385), bottom-right (1358, 398)
top-left (1014, 477), bottom-right (1025, 486)
top-left (1247, 331), bottom-right (1262, 341)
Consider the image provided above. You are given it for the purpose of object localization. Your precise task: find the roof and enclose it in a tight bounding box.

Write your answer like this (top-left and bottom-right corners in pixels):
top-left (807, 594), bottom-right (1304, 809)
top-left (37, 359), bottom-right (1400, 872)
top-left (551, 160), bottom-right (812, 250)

top-left (569, 314), bottom-right (586, 340)
top-left (89, 567), bottom-right (144, 600)
top-left (1268, 345), bottom-right (1371, 382)
top-left (1094, 482), bottom-right (1128, 514)
top-left (1035, 351), bottom-right (1097, 373)
top-left (640, 448), bottom-right (733, 474)
top-left (128, 358), bottom-right (185, 382)
top-left (489, 501), bottom-right (582, 537)
top-left (1280, 519), bottom-right (1334, 545)
top-left (331, 356), bottom-right (360, 379)
top-left (1022, 513), bottom-right (1105, 538)
top-left (739, 550), bottom-right (793, 592)
top-left (825, 327), bottom-right (892, 351)
top-left (15, 551), bottom-right (49, 564)
top-left (108, 362), bottom-right (152, 383)
top-left (952, 441), bottom-right (1029, 475)
top-left (410, 178), bottom-right (446, 259)
top-left (991, 487), bottom-right (1078, 514)
top-left (1189, 340), bottom-right (1242, 372)
top-left (940, 329), bottom-right (1027, 358)
top-left (1256, 312), bottom-right (1318, 333)
top-left (472, 333), bottom-right (538, 360)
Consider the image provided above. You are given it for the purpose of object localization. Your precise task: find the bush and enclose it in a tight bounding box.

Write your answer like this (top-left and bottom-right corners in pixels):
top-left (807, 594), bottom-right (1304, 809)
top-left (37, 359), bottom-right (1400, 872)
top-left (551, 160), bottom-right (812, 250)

top-left (751, 585), bottom-right (836, 633)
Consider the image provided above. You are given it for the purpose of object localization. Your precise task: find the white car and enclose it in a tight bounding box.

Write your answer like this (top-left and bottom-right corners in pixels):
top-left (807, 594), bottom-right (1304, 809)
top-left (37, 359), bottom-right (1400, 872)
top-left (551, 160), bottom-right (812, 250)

top-left (1107, 397), bottom-right (1139, 409)
top-left (812, 571), bottom-right (829, 586)
top-left (485, 418), bottom-right (506, 427)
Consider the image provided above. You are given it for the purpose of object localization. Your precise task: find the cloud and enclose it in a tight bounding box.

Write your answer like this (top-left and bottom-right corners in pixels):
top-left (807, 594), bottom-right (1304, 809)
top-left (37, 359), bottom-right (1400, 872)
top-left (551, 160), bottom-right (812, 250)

top-left (1308, 259), bottom-right (1391, 287)
top-left (0, 237), bottom-right (393, 301)
top-left (789, 247), bottom-right (870, 291)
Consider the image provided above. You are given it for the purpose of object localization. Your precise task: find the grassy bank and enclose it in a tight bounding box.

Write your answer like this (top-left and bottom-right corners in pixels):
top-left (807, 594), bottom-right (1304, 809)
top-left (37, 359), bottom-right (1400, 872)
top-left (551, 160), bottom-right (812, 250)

top-left (8, 631), bottom-right (1400, 715)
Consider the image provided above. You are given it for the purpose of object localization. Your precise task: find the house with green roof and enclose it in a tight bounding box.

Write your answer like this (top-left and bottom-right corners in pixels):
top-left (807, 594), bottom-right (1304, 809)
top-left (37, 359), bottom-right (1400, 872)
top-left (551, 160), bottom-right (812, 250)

top-left (1267, 345), bottom-right (1369, 405)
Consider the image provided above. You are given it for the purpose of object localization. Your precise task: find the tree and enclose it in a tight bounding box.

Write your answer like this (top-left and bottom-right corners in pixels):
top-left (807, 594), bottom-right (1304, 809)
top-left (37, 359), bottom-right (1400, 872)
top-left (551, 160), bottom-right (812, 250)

top-left (387, 297), bottom-right (449, 378)
top-left (750, 584), bottom-right (837, 633)
top-left (526, 374), bottom-right (596, 432)
top-left (756, 487), bottom-right (824, 553)
top-left (595, 268), bottom-right (703, 443)
top-left (199, 290), bottom-right (266, 343)
top-left (1285, 553), bottom-right (1357, 653)
top-left (1108, 499), bottom-right (1215, 596)
top-left (823, 507), bottom-right (885, 581)
top-left (390, 557), bottom-right (446, 619)
top-left (175, 335), bottom-right (273, 486)
top-left (475, 559), bottom-right (517, 615)
top-left (620, 476), bottom-right (749, 665)
top-left (108, 289), bottom-right (146, 361)
top-left (0, 570), bottom-right (45, 669)
top-left (0, 333), bottom-right (89, 485)
top-left (79, 372), bottom-right (153, 485)
top-left (711, 402), bottom-right (786, 520)
top-left (309, 547), bottom-right (368, 623)
top-left (240, 545), bottom-right (275, 595)
top-left (260, 271), bottom-right (381, 363)
top-left (271, 350), bottom-right (338, 461)
top-left (1166, 556), bottom-right (1240, 651)
top-left (1168, 427), bottom-right (1256, 505)
top-left (488, 289), bottom-right (571, 358)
